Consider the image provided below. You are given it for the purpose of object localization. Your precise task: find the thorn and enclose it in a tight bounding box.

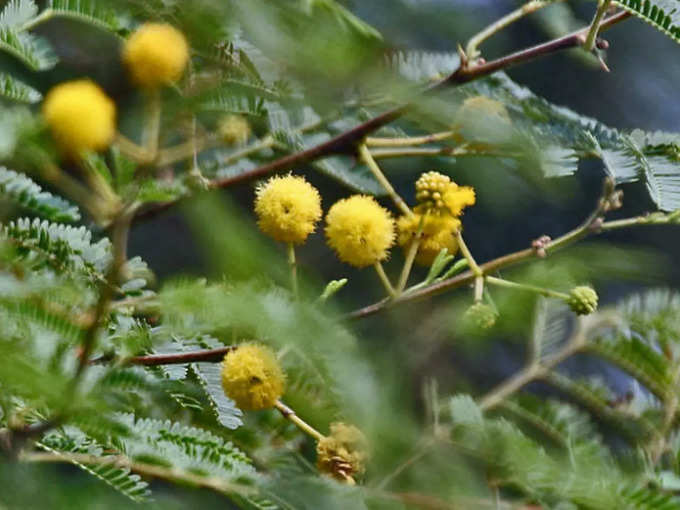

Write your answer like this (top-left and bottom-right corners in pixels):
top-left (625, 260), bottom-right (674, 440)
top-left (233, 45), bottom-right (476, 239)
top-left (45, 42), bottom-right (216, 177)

top-left (598, 55), bottom-right (610, 72)
top-left (456, 43), bottom-right (469, 69)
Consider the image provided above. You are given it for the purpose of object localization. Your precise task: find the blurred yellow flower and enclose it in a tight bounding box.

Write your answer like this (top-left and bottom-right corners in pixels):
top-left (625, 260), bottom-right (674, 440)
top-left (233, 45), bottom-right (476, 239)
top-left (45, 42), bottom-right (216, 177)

top-left (325, 195), bottom-right (395, 268)
top-left (43, 79), bottom-right (116, 156)
top-left (122, 23), bottom-right (189, 88)
top-left (255, 175), bottom-right (322, 244)
top-left (316, 422), bottom-right (368, 484)
top-left (221, 343), bottom-right (285, 411)
top-left (397, 212), bottom-right (461, 266)
top-left (218, 115), bottom-right (251, 146)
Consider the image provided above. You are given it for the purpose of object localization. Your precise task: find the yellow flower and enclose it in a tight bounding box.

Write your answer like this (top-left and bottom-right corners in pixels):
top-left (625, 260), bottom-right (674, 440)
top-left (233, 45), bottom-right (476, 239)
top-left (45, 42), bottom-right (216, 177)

top-left (42, 80), bottom-right (116, 156)
top-left (325, 195), bottom-right (395, 268)
top-left (414, 171), bottom-right (475, 217)
top-left (442, 185), bottom-right (476, 217)
top-left (221, 343), bottom-right (285, 411)
top-left (122, 23), bottom-right (189, 88)
top-left (397, 213), bottom-right (461, 266)
top-left (218, 115), bottom-right (251, 146)
top-left (254, 175), bottom-right (322, 244)
top-left (316, 422), bottom-right (368, 484)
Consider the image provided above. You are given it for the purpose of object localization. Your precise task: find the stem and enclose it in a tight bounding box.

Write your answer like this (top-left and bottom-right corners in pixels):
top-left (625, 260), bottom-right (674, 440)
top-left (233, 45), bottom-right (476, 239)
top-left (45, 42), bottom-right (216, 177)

top-left (114, 133), bottom-right (151, 163)
top-left (90, 346), bottom-right (237, 366)
top-left (456, 231), bottom-right (481, 276)
top-left (274, 400), bottom-right (325, 442)
top-left (365, 131), bottom-right (456, 147)
top-left (346, 199), bottom-right (647, 321)
top-left (369, 147), bottom-right (522, 160)
top-left (479, 364), bottom-right (544, 411)
top-left (22, 450), bottom-right (253, 496)
top-left (374, 261), bottom-right (397, 298)
top-left (485, 276), bottom-right (569, 300)
top-left (473, 276), bottom-right (484, 302)
top-left (135, 10), bottom-right (630, 221)
top-left (650, 364), bottom-right (680, 464)
top-left (397, 237), bottom-right (421, 294)
top-left (287, 243), bottom-right (298, 298)
top-left (465, 0), bottom-right (556, 60)
top-left (584, 0), bottom-right (613, 52)
top-left (359, 144), bottom-right (412, 217)
top-left (143, 89), bottom-right (161, 162)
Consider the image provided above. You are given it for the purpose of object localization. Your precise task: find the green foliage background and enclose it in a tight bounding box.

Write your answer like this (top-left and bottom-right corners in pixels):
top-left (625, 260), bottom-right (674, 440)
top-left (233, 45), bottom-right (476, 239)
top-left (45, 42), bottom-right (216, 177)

top-left (2, 0), bottom-right (680, 508)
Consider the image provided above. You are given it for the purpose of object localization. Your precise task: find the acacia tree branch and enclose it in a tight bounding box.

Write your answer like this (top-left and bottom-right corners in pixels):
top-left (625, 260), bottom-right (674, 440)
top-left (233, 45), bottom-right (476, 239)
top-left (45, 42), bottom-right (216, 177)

top-left (133, 10), bottom-right (630, 223)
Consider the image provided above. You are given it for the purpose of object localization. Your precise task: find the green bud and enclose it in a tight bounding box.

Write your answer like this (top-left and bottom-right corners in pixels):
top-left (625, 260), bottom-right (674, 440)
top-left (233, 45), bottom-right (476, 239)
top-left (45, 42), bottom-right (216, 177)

top-left (567, 286), bottom-right (598, 315)
top-left (463, 302), bottom-right (498, 330)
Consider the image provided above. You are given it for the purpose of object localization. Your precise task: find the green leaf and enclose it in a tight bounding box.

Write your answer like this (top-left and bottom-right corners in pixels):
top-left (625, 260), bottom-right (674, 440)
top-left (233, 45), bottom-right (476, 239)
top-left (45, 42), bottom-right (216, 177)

top-left (115, 414), bottom-right (254, 480)
top-left (3, 217), bottom-right (112, 276)
top-left (0, 0), bottom-right (38, 29)
top-left (38, 432), bottom-right (151, 503)
top-left (45, 0), bottom-right (121, 32)
top-left (0, 28), bottom-right (57, 71)
top-left (614, 0), bottom-right (680, 45)
top-left (449, 394), bottom-right (483, 426)
top-left (192, 363), bottom-right (243, 430)
top-left (0, 167), bottom-right (80, 221)
top-left (0, 72), bottom-right (41, 103)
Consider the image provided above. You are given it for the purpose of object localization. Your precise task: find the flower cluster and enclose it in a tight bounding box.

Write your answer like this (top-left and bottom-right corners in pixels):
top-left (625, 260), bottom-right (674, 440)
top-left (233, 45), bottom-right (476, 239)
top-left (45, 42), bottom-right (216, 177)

top-left (397, 171), bottom-right (476, 266)
top-left (316, 422), bottom-right (368, 484)
top-left (221, 343), bottom-right (285, 411)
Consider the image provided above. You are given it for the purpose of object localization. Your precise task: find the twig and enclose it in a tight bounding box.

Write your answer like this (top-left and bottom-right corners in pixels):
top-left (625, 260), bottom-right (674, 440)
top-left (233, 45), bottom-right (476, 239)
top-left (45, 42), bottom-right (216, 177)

top-left (465, 0), bottom-right (558, 60)
top-left (345, 204), bottom-right (640, 321)
top-left (485, 276), bottom-right (569, 300)
top-left (274, 400), bottom-right (325, 442)
top-left (287, 243), bottom-right (298, 298)
top-left (90, 346), bottom-right (237, 366)
top-left (374, 261), bottom-right (397, 298)
top-left (134, 11), bottom-right (630, 222)
top-left (22, 450), bottom-right (254, 496)
top-left (365, 131), bottom-right (456, 147)
top-left (359, 143), bottom-right (412, 216)
top-left (584, 0), bottom-right (613, 52)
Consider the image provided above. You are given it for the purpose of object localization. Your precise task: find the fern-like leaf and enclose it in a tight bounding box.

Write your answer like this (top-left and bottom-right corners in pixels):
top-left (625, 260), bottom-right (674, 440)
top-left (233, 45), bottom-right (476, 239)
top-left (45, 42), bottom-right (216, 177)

top-left (0, 73), bottom-right (41, 103)
top-left (0, 28), bottom-right (56, 70)
top-left (192, 363), bottom-right (243, 430)
top-left (38, 434), bottom-right (151, 503)
top-left (3, 217), bottom-right (112, 275)
top-left (0, 0), bottom-right (38, 29)
top-left (45, 0), bottom-right (121, 32)
top-left (0, 167), bottom-right (80, 221)
top-left (614, 0), bottom-right (680, 44)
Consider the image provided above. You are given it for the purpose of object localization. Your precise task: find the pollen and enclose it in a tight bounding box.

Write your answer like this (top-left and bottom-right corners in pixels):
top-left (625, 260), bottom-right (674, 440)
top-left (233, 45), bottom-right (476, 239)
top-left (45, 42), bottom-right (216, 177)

top-left (325, 195), bottom-right (395, 268)
top-left (316, 422), bottom-right (368, 484)
top-left (397, 213), bottom-right (461, 266)
top-left (122, 23), bottom-right (189, 88)
top-left (221, 343), bottom-right (285, 411)
top-left (254, 175), bottom-right (322, 244)
top-left (42, 79), bottom-right (116, 156)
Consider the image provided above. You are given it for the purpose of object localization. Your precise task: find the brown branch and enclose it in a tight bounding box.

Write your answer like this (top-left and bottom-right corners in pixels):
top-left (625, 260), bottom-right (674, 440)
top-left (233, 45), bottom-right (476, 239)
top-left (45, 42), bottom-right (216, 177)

top-left (132, 10), bottom-right (630, 222)
top-left (90, 346), bottom-right (236, 366)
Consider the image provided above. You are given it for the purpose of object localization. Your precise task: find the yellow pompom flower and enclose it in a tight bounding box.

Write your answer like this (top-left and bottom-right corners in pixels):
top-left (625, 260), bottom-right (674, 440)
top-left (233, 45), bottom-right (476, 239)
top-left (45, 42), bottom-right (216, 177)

top-left (397, 213), bottom-right (461, 266)
top-left (325, 195), bottom-right (395, 268)
top-left (414, 171), bottom-right (475, 217)
top-left (122, 23), bottom-right (189, 88)
top-left (42, 80), bottom-right (116, 156)
top-left (316, 422), bottom-right (368, 484)
top-left (221, 343), bottom-right (285, 411)
top-left (254, 175), bottom-right (322, 244)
